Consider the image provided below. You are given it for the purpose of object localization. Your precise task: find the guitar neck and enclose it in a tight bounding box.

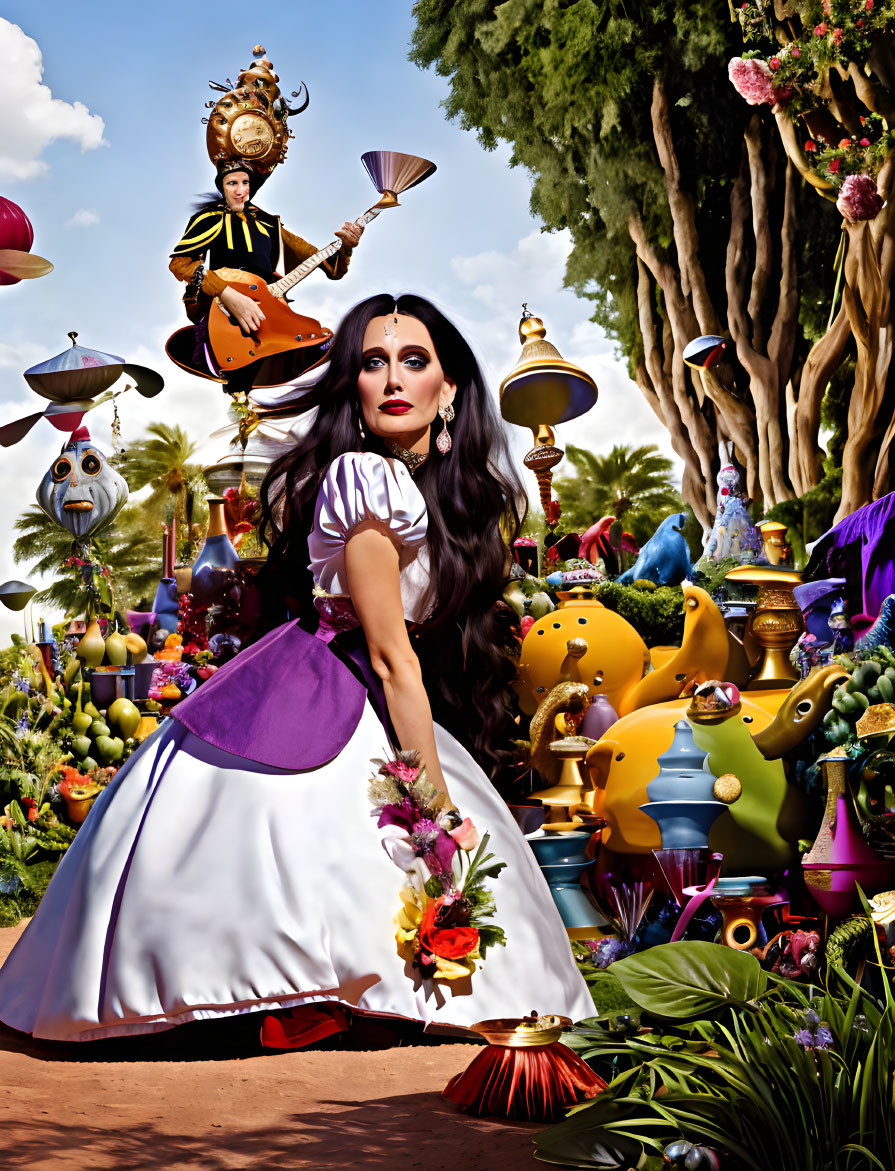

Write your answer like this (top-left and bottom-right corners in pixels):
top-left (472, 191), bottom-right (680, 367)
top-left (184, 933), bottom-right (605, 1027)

top-left (268, 206), bottom-right (383, 298)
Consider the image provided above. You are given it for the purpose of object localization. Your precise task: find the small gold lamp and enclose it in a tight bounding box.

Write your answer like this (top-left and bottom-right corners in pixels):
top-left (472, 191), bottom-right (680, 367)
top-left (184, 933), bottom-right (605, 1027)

top-left (500, 307), bottom-right (598, 529)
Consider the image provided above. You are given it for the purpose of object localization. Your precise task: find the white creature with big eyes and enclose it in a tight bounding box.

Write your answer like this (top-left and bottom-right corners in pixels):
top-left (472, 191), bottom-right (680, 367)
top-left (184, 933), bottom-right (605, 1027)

top-left (36, 426), bottom-right (128, 538)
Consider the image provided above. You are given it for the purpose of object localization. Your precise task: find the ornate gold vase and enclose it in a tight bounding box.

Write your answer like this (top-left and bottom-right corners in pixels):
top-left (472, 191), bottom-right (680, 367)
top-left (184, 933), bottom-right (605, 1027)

top-left (725, 566), bottom-right (803, 688)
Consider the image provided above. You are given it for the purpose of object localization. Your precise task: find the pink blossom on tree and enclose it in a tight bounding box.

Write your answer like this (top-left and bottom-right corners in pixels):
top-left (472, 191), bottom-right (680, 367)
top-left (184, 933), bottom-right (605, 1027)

top-left (837, 173), bottom-right (884, 222)
top-left (728, 57), bottom-right (776, 105)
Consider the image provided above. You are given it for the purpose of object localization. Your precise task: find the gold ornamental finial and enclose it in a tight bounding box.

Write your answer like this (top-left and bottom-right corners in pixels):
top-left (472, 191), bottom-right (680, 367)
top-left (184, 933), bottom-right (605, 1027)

top-left (499, 307), bottom-right (597, 430)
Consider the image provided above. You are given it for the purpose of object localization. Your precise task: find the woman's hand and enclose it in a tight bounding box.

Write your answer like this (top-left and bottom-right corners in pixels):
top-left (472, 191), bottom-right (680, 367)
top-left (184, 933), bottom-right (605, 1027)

top-left (335, 219), bottom-right (365, 252)
top-left (219, 286), bottom-right (266, 334)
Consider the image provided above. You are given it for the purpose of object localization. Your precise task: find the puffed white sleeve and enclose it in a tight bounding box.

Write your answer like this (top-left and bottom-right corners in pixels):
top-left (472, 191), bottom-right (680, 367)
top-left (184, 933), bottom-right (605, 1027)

top-left (308, 453), bottom-right (428, 594)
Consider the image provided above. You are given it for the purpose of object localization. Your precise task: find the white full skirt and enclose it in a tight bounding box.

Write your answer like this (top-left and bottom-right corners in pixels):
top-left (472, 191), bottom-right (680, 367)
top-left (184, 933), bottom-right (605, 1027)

top-left (0, 704), bottom-right (593, 1041)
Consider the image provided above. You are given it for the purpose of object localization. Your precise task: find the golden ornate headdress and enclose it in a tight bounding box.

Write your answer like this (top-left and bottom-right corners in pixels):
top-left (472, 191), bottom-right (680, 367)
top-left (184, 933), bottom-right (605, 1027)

top-left (203, 45), bottom-right (308, 189)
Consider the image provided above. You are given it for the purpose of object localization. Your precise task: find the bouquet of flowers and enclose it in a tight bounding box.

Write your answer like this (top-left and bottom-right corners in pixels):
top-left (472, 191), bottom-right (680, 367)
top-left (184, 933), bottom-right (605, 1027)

top-left (369, 750), bottom-right (506, 982)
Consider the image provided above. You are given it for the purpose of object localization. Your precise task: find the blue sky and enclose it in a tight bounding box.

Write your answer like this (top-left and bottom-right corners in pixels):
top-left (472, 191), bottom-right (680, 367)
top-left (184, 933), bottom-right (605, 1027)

top-left (0, 2), bottom-right (673, 639)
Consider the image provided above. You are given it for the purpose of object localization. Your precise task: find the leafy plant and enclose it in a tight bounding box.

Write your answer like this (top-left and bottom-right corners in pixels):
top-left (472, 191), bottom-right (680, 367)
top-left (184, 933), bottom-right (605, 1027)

top-left (536, 941), bottom-right (895, 1170)
top-left (591, 582), bottom-right (686, 646)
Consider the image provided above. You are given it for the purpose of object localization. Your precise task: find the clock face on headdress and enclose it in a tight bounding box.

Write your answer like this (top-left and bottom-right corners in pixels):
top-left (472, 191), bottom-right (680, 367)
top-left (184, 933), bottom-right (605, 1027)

top-left (230, 112), bottom-right (276, 159)
top-left (205, 49), bottom-right (298, 182)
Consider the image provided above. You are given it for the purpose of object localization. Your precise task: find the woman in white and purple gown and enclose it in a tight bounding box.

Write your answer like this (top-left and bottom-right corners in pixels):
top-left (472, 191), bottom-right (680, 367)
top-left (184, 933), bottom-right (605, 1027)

top-left (0, 294), bottom-right (593, 1043)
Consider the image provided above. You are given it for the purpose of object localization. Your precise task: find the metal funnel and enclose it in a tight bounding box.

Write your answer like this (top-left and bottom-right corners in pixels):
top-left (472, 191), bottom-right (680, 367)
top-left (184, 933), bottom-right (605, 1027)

top-left (361, 151), bottom-right (436, 199)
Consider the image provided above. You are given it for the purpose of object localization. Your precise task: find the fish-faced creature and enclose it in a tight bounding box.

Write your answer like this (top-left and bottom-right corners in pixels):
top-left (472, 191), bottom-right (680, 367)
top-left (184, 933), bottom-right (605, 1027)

top-left (36, 428), bottom-right (128, 538)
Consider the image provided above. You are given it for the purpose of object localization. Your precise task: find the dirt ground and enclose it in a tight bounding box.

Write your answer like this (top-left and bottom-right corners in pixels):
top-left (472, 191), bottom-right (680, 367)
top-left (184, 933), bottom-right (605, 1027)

top-left (0, 922), bottom-right (542, 1170)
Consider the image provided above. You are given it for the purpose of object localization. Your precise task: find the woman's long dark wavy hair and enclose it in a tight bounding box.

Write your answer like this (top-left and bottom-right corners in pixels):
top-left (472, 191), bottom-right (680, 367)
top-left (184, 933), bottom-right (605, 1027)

top-left (257, 293), bottom-right (526, 767)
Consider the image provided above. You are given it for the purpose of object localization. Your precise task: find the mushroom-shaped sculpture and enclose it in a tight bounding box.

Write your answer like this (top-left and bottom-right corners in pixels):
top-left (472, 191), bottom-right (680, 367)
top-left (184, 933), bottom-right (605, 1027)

top-left (499, 308), bottom-right (597, 529)
top-left (0, 196), bottom-right (53, 285)
top-left (0, 334), bottom-right (163, 448)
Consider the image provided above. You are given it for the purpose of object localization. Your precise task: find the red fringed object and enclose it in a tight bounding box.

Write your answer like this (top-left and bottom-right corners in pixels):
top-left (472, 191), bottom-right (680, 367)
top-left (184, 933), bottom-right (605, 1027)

top-left (443, 1041), bottom-right (606, 1121)
top-left (260, 1003), bottom-right (350, 1050)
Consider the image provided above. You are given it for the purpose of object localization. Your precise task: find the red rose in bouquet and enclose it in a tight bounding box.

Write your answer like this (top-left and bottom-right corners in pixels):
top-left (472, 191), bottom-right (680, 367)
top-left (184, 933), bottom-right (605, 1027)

top-left (419, 897), bottom-right (479, 960)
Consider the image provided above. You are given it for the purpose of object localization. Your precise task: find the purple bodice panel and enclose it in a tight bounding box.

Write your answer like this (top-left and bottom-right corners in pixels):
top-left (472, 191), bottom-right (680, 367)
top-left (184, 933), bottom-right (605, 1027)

top-left (170, 620), bottom-right (373, 770)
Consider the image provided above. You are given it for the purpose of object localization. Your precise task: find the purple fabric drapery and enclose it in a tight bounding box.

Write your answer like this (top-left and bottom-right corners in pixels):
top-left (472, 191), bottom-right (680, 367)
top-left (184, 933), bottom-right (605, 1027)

top-left (804, 491), bottom-right (895, 621)
top-left (170, 620), bottom-right (379, 769)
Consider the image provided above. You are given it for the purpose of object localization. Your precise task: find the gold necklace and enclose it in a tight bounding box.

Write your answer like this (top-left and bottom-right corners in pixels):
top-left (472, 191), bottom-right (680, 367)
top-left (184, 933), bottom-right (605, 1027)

top-left (385, 440), bottom-right (429, 474)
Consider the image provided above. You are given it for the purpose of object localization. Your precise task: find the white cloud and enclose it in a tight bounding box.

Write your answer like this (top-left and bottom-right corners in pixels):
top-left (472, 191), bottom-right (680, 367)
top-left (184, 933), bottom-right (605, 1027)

top-left (65, 208), bottom-right (99, 229)
top-left (0, 19), bottom-right (106, 181)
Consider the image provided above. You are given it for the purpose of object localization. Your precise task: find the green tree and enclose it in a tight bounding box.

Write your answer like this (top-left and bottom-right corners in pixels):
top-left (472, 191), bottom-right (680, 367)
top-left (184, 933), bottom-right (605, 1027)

top-left (12, 506), bottom-right (160, 616)
top-left (117, 423), bottom-right (204, 537)
top-left (411, 0), bottom-right (843, 528)
top-left (554, 443), bottom-right (684, 542)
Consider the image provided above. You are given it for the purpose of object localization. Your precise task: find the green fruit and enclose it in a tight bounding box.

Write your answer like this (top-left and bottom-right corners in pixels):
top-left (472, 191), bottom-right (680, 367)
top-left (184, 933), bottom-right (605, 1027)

top-left (854, 691), bottom-right (870, 710)
top-left (80, 756), bottom-right (98, 773)
top-left (834, 691), bottom-right (858, 714)
top-left (71, 736), bottom-right (92, 759)
top-left (862, 660), bottom-right (882, 678)
top-left (107, 698), bottom-right (141, 740)
top-left (83, 702), bottom-right (101, 720)
top-left (529, 591), bottom-right (555, 619)
top-left (72, 711), bottom-right (93, 736)
top-left (63, 657), bottom-right (81, 686)
top-left (878, 675), bottom-right (895, 703)
top-left (94, 735), bottom-right (124, 762)
top-left (867, 686), bottom-right (882, 705)
top-left (88, 720), bottom-right (110, 739)
top-left (61, 697), bottom-right (71, 709)
top-left (103, 631), bottom-right (128, 667)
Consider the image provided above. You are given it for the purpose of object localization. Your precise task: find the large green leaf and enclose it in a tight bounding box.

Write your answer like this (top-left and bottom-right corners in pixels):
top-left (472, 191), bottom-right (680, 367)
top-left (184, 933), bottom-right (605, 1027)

top-left (609, 942), bottom-right (767, 1018)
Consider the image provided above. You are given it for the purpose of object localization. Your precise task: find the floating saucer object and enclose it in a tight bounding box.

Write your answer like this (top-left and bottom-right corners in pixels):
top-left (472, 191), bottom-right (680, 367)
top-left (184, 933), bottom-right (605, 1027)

top-left (24, 332), bottom-right (163, 403)
top-left (0, 580), bottom-right (37, 611)
top-left (361, 150), bottom-right (437, 199)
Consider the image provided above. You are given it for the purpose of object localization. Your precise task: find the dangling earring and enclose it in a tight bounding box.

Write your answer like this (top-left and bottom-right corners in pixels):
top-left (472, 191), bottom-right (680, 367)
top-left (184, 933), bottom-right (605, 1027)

top-left (356, 407), bottom-right (366, 441)
top-left (436, 403), bottom-right (454, 455)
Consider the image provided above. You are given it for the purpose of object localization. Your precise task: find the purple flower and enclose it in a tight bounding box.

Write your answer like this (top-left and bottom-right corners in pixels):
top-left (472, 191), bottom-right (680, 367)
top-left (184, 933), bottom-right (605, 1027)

top-left (837, 173), bottom-right (884, 222)
top-left (410, 817), bottom-right (458, 875)
top-left (586, 937), bottom-right (629, 968)
top-left (377, 796), bottom-right (417, 833)
top-left (794, 1011), bottom-right (835, 1049)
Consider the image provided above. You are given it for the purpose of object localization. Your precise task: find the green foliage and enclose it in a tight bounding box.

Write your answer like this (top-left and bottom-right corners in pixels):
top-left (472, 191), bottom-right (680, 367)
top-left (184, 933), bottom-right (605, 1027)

top-left (13, 505), bottom-right (160, 615)
top-left (536, 941), bottom-right (895, 1170)
top-left (0, 856), bottom-right (61, 928)
top-left (410, 0), bottom-right (840, 378)
top-left (592, 581), bottom-right (685, 646)
top-left (554, 444), bottom-right (684, 544)
top-left (765, 467), bottom-right (843, 566)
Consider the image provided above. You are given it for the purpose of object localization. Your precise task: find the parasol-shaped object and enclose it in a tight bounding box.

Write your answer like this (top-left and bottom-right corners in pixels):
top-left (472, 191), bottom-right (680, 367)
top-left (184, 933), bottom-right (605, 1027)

top-left (683, 334), bottom-right (729, 371)
top-left (24, 332), bottom-right (164, 403)
top-left (500, 310), bottom-right (598, 430)
top-left (0, 333), bottom-right (165, 448)
top-left (0, 580), bottom-right (37, 611)
top-left (0, 197), bottom-right (53, 286)
top-left (360, 150), bottom-right (436, 200)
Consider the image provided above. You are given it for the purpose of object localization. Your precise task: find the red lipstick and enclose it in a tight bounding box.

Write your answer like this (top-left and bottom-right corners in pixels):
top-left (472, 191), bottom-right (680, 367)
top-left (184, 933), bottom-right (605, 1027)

top-left (379, 400), bottom-right (413, 415)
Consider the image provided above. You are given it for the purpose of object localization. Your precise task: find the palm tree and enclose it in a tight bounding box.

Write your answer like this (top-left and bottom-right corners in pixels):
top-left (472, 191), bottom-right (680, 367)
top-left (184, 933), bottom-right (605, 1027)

top-left (554, 444), bottom-right (685, 545)
top-left (116, 423), bottom-right (205, 538)
top-left (13, 505), bottom-right (162, 616)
